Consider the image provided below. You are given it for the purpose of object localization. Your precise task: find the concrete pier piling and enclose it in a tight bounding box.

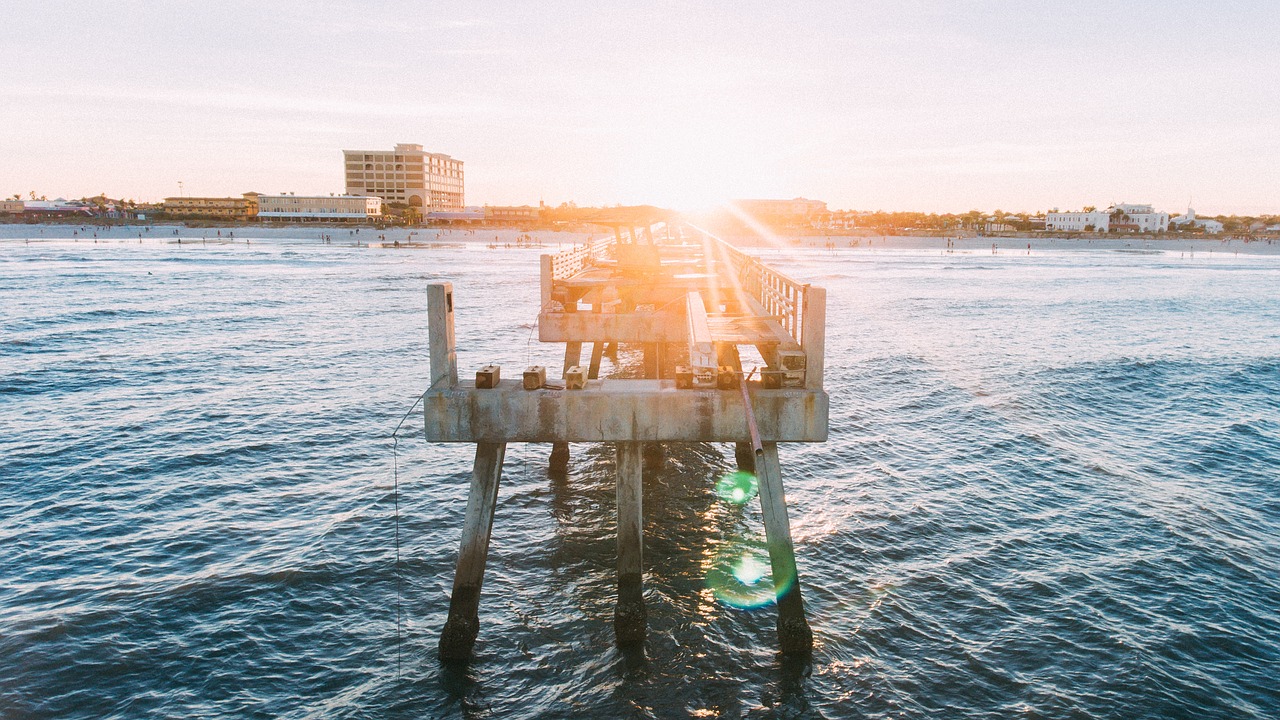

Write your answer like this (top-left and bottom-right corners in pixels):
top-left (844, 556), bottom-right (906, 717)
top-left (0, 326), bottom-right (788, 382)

top-left (758, 442), bottom-right (813, 654)
top-left (424, 209), bottom-right (827, 659)
top-left (439, 441), bottom-right (506, 660)
top-left (614, 442), bottom-right (647, 645)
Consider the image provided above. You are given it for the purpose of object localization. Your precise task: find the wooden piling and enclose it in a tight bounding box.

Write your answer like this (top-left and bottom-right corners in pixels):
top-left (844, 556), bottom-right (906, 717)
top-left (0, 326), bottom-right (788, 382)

top-left (757, 442), bottom-right (812, 654)
top-left (439, 441), bottom-right (506, 660)
top-left (615, 442), bottom-right (646, 646)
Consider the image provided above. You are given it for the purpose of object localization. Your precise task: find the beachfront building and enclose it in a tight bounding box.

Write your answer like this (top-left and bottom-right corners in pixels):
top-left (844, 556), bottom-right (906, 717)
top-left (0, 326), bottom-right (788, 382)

top-left (1109, 203), bottom-right (1169, 233)
top-left (730, 198), bottom-right (830, 229)
top-left (427, 208), bottom-right (485, 223)
top-left (343, 143), bottom-right (464, 212)
top-left (257, 194), bottom-right (382, 222)
top-left (162, 193), bottom-right (259, 220)
top-left (1, 200), bottom-right (24, 215)
top-left (1171, 207), bottom-right (1224, 234)
top-left (1046, 209), bottom-right (1111, 232)
top-left (484, 204), bottom-right (541, 225)
top-left (18, 198), bottom-right (95, 217)
top-left (1047, 203), bottom-right (1169, 233)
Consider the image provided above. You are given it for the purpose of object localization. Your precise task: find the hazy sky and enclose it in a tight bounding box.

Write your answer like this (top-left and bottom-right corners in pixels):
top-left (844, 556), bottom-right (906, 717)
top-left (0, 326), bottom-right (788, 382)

top-left (2, 0), bottom-right (1277, 213)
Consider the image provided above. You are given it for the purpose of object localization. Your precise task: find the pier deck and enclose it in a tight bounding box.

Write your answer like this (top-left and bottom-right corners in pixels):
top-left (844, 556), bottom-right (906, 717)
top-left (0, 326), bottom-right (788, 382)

top-left (423, 210), bottom-right (828, 660)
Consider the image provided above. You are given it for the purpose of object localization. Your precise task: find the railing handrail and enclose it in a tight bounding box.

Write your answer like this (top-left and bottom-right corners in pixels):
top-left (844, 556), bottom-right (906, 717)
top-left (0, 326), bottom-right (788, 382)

top-left (549, 236), bottom-right (617, 280)
top-left (547, 230), bottom-right (809, 346)
top-left (704, 235), bottom-right (808, 344)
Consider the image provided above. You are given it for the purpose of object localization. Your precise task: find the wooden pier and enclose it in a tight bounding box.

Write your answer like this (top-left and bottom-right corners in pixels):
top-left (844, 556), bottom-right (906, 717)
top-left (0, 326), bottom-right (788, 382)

top-left (424, 209), bottom-right (829, 659)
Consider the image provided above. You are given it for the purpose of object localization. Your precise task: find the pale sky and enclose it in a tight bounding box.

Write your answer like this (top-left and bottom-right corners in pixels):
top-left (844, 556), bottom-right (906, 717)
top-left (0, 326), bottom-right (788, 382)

top-left (2, 0), bottom-right (1277, 214)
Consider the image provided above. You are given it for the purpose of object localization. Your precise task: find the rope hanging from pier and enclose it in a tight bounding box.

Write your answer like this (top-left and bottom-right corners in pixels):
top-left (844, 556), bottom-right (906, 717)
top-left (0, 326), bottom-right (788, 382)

top-left (389, 389), bottom-right (428, 679)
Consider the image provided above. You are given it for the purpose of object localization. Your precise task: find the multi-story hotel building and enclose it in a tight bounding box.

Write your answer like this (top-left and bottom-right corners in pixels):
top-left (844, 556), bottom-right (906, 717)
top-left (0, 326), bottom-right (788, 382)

top-left (342, 143), bottom-right (464, 211)
top-left (257, 194), bottom-right (382, 221)
top-left (162, 193), bottom-right (259, 220)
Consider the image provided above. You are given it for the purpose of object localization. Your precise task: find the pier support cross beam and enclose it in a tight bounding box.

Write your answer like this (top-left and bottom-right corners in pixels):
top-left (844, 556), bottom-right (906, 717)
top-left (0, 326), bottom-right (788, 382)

top-left (758, 442), bottom-right (813, 654)
top-left (615, 442), bottom-right (647, 646)
top-left (439, 441), bottom-right (506, 660)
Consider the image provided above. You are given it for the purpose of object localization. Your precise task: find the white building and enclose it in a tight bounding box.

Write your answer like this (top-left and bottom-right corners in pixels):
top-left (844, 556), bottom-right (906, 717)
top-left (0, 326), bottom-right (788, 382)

top-left (343, 143), bottom-right (464, 212)
top-left (1109, 203), bottom-right (1169, 233)
top-left (1046, 203), bottom-right (1169, 233)
top-left (257, 194), bottom-right (381, 221)
top-left (1170, 208), bottom-right (1224, 234)
top-left (1046, 208), bottom-right (1111, 232)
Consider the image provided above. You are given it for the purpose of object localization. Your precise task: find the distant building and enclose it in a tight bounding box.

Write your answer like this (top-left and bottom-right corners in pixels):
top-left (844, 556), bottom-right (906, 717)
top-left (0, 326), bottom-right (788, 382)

top-left (343, 143), bottom-right (464, 212)
top-left (19, 198), bottom-right (94, 216)
top-left (1109, 203), bottom-right (1169, 233)
top-left (1, 200), bottom-right (23, 215)
top-left (1170, 207), bottom-right (1224, 234)
top-left (257, 194), bottom-right (382, 221)
top-left (427, 208), bottom-right (485, 223)
top-left (163, 193), bottom-right (260, 220)
top-left (730, 198), bottom-right (829, 229)
top-left (1046, 203), bottom-right (1168, 233)
top-left (1046, 209), bottom-right (1111, 232)
top-left (828, 210), bottom-right (862, 230)
top-left (484, 205), bottom-right (541, 224)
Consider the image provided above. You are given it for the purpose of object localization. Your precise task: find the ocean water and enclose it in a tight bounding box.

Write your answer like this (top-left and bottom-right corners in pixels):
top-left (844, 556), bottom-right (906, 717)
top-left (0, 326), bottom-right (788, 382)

top-left (2, 234), bottom-right (1278, 719)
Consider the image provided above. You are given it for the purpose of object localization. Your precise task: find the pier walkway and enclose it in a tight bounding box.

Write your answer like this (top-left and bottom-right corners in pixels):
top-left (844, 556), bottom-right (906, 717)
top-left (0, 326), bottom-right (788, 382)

top-left (423, 209), bottom-right (828, 659)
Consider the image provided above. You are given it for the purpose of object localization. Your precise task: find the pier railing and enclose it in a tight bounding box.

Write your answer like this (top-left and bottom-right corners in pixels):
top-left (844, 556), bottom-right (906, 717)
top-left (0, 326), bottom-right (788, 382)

top-left (543, 230), bottom-right (810, 346)
top-left (549, 237), bottom-right (615, 280)
top-left (706, 235), bottom-right (809, 344)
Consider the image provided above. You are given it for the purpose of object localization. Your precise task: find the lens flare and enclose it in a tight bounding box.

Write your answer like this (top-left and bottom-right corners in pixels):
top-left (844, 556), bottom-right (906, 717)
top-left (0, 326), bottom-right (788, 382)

top-left (705, 538), bottom-right (794, 609)
top-left (714, 471), bottom-right (758, 505)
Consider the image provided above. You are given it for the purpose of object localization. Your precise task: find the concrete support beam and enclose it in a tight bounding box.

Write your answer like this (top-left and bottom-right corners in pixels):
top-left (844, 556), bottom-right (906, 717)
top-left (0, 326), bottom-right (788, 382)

top-left (427, 283), bottom-right (458, 389)
top-left (439, 442), bottom-right (506, 660)
top-left (424, 381), bottom-right (828, 443)
top-left (615, 442), bottom-right (646, 646)
top-left (757, 442), bottom-right (812, 654)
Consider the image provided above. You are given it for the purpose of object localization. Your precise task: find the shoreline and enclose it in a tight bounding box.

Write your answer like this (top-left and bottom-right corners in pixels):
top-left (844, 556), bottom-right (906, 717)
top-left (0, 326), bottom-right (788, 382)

top-left (2, 223), bottom-right (1277, 256)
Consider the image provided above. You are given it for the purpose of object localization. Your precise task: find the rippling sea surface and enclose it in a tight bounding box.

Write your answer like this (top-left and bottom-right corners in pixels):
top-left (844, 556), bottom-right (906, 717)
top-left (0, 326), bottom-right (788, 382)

top-left (2, 232), bottom-right (1278, 719)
